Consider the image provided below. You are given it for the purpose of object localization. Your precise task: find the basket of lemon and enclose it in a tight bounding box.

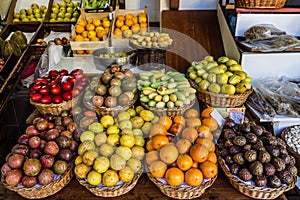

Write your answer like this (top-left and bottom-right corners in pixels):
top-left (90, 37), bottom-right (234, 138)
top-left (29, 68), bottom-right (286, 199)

top-left (145, 108), bottom-right (219, 199)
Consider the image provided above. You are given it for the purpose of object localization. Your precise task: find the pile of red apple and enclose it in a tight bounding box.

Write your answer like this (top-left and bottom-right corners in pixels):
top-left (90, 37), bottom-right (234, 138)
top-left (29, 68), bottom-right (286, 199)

top-left (30, 69), bottom-right (89, 104)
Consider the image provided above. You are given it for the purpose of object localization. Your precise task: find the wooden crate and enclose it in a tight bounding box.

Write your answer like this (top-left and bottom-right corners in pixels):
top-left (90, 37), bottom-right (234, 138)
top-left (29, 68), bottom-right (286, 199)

top-left (69, 11), bottom-right (111, 51)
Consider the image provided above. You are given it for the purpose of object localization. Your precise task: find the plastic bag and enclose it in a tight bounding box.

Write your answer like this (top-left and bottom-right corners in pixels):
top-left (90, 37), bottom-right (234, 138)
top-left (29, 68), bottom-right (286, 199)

top-left (243, 24), bottom-right (286, 41)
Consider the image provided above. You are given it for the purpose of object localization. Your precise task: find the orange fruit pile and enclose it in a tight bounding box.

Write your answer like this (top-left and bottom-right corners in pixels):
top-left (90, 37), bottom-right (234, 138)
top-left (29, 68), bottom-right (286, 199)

top-left (114, 13), bottom-right (148, 39)
top-left (147, 107), bottom-right (219, 187)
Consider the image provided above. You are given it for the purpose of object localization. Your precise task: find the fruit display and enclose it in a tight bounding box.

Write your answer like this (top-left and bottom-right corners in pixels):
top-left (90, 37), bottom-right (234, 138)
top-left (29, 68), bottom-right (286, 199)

top-left (82, 0), bottom-right (110, 9)
top-left (12, 3), bottom-right (48, 23)
top-left (187, 56), bottom-right (252, 95)
top-left (35, 37), bottom-right (70, 46)
top-left (113, 12), bottom-right (148, 39)
top-left (1, 111), bottom-right (78, 190)
top-left (146, 108), bottom-right (219, 190)
top-left (49, 0), bottom-right (80, 23)
top-left (29, 69), bottom-right (89, 104)
top-left (0, 31), bottom-right (27, 60)
top-left (217, 118), bottom-right (298, 188)
top-left (138, 70), bottom-right (196, 109)
top-left (83, 65), bottom-right (137, 111)
top-left (74, 106), bottom-right (156, 188)
top-left (129, 32), bottom-right (173, 48)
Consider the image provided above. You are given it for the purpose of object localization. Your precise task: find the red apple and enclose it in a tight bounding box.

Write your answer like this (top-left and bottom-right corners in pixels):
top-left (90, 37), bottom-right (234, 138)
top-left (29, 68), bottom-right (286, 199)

top-left (67, 77), bottom-right (76, 84)
top-left (39, 85), bottom-right (50, 95)
top-left (49, 70), bottom-right (59, 77)
top-left (50, 85), bottom-right (61, 95)
top-left (41, 96), bottom-right (51, 104)
top-left (32, 83), bottom-right (43, 91)
top-left (61, 81), bottom-right (73, 91)
top-left (52, 96), bottom-right (63, 104)
top-left (31, 93), bottom-right (43, 102)
top-left (35, 78), bottom-right (48, 85)
top-left (59, 69), bottom-right (68, 76)
top-left (62, 92), bottom-right (72, 101)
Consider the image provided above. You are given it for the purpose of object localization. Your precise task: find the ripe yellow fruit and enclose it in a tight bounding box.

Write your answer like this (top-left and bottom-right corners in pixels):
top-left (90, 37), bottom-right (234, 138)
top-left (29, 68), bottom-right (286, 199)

top-left (102, 170), bottom-right (119, 187)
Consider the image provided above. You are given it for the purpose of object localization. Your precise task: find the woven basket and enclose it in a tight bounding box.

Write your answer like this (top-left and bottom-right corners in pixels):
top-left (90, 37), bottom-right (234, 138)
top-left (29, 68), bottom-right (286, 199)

top-left (217, 153), bottom-right (296, 199)
top-left (1, 162), bottom-right (74, 199)
top-left (187, 77), bottom-right (253, 108)
top-left (30, 96), bottom-right (80, 115)
top-left (281, 125), bottom-right (300, 176)
top-left (147, 172), bottom-right (217, 199)
top-left (93, 94), bottom-right (138, 117)
top-left (77, 168), bottom-right (143, 197)
top-left (235, 0), bottom-right (286, 8)
top-left (140, 98), bottom-right (196, 118)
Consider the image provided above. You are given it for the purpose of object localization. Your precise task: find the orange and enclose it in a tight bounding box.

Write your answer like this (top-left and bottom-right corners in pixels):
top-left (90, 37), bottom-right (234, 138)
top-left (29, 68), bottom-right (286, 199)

top-left (95, 26), bottom-right (105, 33)
top-left (87, 18), bottom-right (93, 24)
top-left (115, 19), bottom-right (124, 28)
top-left (150, 160), bottom-right (167, 178)
top-left (121, 25), bottom-right (130, 32)
top-left (138, 13), bottom-right (146, 18)
top-left (104, 27), bottom-right (110, 35)
top-left (102, 17), bottom-right (109, 21)
top-left (90, 36), bottom-right (99, 41)
top-left (169, 123), bottom-right (184, 136)
top-left (201, 117), bottom-right (219, 132)
top-left (146, 140), bottom-right (154, 152)
top-left (191, 161), bottom-right (198, 168)
top-left (146, 150), bottom-right (159, 165)
top-left (186, 117), bottom-right (201, 128)
top-left (199, 160), bottom-right (218, 179)
top-left (176, 154), bottom-right (193, 171)
top-left (197, 125), bottom-right (211, 137)
top-left (77, 19), bottom-right (87, 27)
top-left (114, 28), bottom-right (123, 36)
top-left (185, 168), bottom-right (203, 187)
top-left (205, 132), bottom-right (214, 141)
top-left (165, 167), bottom-right (184, 186)
top-left (189, 144), bottom-right (209, 163)
top-left (86, 50), bottom-right (94, 54)
top-left (195, 137), bottom-right (215, 152)
top-left (86, 23), bottom-right (95, 31)
top-left (157, 116), bottom-right (173, 130)
top-left (84, 38), bottom-right (90, 41)
top-left (117, 15), bottom-right (125, 21)
top-left (131, 24), bottom-right (140, 33)
top-left (97, 30), bottom-right (107, 39)
top-left (74, 35), bottom-right (84, 42)
top-left (201, 107), bottom-right (214, 118)
top-left (173, 115), bottom-right (186, 126)
top-left (138, 16), bottom-right (147, 24)
top-left (102, 20), bottom-right (110, 28)
top-left (75, 25), bottom-right (85, 34)
top-left (140, 22), bottom-right (148, 28)
top-left (149, 123), bottom-right (167, 137)
top-left (176, 139), bottom-right (192, 154)
top-left (206, 152), bottom-right (217, 164)
top-left (125, 13), bottom-right (134, 20)
top-left (75, 50), bottom-right (85, 54)
top-left (181, 127), bottom-right (198, 143)
top-left (132, 16), bottom-right (138, 24)
top-left (184, 109), bottom-right (199, 119)
top-left (82, 31), bottom-right (88, 38)
top-left (92, 18), bottom-right (101, 27)
top-left (152, 134), bottom-right (169, 150)
top-left (125, 19), bottom-right (134, 27)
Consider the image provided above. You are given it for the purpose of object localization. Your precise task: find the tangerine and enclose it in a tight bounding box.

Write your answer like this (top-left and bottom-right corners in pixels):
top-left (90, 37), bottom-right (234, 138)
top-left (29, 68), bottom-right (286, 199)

top-left (199, 160), bottom-right (218, 179)
top-left (195, 137), bottom-right (214, 152)
top-left (125, 13), bottom-right (134, 20)
top-left (158, 116), bottom-right (173, 130)
top-left (152, 135), bottom-right (169, 150)
top-left (74, 35), bottom-right (84, 42)
top-left (146, 140), bottom-right (154, 152)
top-left (185, 168), bottom-right (203, 187)
top-left (191, 161), bottom-right (198, 168)
top-left (150, 160), bottom-right (167, 178)
top-left (181, 127), bottom-right (198, 143)
top-left (176, 154), bottom-right (193, 171)
top-left (201, 117), bottom-right (219, 131)
top-left (189, 144), bottom-right (209, 163)
top-left (125, 19), bottom-right (134, 27)
top-left (197, 125), bottom-right (211, 137)
top-left (75, 25), bottom-right (85, 34)
top-left (169, 123), bottom-right (184, 136)
top-left (206, 152), bottom-right (217, 164)
top-left (184, 109), bottom-right (199, 119)
top-left (165, 167), bottom-right (184, 186)
top-left (173, 115), bottom-right (186, 126)
top-left (117, 15), bottom-right (125, 21)
top-left (201, 107), bottom-right (214, 118)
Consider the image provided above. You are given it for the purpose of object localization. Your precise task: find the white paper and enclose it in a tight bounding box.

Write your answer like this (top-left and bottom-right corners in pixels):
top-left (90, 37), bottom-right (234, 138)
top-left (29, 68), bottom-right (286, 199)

top-left (43, 31), bottom-right (71, 43)
top-left (0, 0), bottom-right (12, 20)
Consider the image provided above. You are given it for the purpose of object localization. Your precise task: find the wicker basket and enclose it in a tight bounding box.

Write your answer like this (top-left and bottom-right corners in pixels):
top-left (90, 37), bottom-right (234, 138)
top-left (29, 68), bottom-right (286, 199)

top-left (217, 153), bottom-right (296, 199)
top-left (188, 77), bottom-right (253, 108)
top-left (140, 98), bottom-right (196, 118)
top-left (77, 168), bottom-right (143, 197)
top-left (1, 162), bottom-right (74, 199)
top-left (30, 96), bottom-right (80, 116)
top-left (235, 0), bottom-right (286, 8)
top-left (281, 125), bottom-right (300, 176)
top-left (147, 172), bottom-right (217, 199)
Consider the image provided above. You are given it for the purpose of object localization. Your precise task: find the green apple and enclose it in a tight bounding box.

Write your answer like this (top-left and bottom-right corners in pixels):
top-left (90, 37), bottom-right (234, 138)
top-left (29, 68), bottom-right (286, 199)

top-left (73, 12), bottom-right (79, 18)
top-left (28, 14), bottom-right (34, 20)
top-left (42, 13), bottom-right (46, 19)
top-left (60, 2), bottom-right (67, 7)
top-left (64, 18), bottom-right (71, 22)
top-left (12, 18), bottom-right (20, 23)
top-left (20, 9), bottom-right (26, 15)
top-left (33, 8), bottom-right (40, 14)
top-left (13, 13), bottom-right (20, 19)
top-left (71, 17), bottom-right (77, 22)
top-left (43, 8), bottom-right (48, 14)
top-left (64, 0), bottom-right (71, 3)
top-left (65, 12), bottom-right (72, 19)
top-left (59, 7), bottom-right (66, 13)
top-left (51, 13), bottom-right (57, 19)
top-left (40, 5), bottom-right (47, 12)
top-left (31, 3), bottom-right (39, 10)
top-left (53, 3), bottom-right (60, 8)
top-left (37, 18), bottom-right (43, 22)
top-left (22, 18), bottom-right (29, 22)
top-left (30, 18), bottom-right (37, 21)
top-left (50, 18), bottom-right (56, 22)
top-left (27, 8), bottom-right (33, 15)
top-left (73, 2), bottom-right (80, 7)
top-left (57, 12), bottom-right (65, 19)
top-left (52, 7), bottom-right (59, 14)
top-left (35, 13), bottom-right (41, 19)
top-left (57, 17), bottom-right (64, 22)
top-left (20, 14), bottom-right (27, 19)
top-left (67, 7), bottom-right (73, 13)
top-left (67, 2), bottom-right (74, 8)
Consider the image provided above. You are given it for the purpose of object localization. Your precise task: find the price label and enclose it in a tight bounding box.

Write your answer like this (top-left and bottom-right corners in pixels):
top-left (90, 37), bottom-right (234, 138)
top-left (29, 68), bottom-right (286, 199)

top-left (229, 111), bottom-right (245, 124)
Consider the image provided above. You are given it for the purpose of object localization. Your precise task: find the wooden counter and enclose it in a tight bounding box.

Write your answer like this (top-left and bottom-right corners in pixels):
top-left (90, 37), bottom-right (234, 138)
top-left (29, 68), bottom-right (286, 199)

top-left (0, 169), bottom-right (288, 200)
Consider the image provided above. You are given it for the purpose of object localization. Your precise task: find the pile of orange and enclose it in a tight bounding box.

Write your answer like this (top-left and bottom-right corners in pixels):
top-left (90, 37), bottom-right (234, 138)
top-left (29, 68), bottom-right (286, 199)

top-left (114, 13), bottom-right (147, 39)
top-left (146, 107), bottom-right (219, 187)
top-left (72, 17), bottom-right (111, 55)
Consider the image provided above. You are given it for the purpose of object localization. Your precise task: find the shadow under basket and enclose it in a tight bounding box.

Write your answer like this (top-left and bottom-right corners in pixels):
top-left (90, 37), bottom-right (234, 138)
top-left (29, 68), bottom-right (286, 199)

top-left (137, 48), bottom-right (166, 71)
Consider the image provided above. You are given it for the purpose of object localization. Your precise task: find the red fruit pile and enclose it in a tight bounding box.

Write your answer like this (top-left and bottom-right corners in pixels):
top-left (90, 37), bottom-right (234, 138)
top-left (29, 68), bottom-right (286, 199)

top-left (30, 69), bottom-right (89, 104)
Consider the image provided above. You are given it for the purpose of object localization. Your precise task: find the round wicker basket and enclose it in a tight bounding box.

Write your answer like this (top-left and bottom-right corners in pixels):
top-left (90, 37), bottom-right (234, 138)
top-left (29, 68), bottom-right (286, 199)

top-left (30, 96), bottom-right (80, 115)
top-left (77, 168), bottom-right (143, 197)
top-left (140, 98), bottom-right (196, 118)
top-left (147, 172), bottom-right (217, 199)
top-left (1, 162), bottom-right (74, 199)
top-left (217, 153), bottom-right (296, 199)
top-left (187, 77), bottom-right (253, 107)
top-left (281, 125), bottom-right (300, 176)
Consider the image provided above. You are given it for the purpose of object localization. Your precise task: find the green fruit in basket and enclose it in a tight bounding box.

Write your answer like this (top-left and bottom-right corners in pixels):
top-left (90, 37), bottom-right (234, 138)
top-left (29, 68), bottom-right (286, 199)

top-left (82, 150), bottom-right (98, 166)
top-left (197, 69), bottom-right (206, 77)
top-left (225, 71), bottom-right (234, 78)
top-left (245, 76), bottom-right (253, 83)
top-left (103, 170), bottom-right (119, 187)
top-left (221, 84), bottom-right (236, 95)
top-left (202, 72), bottom-right (209, 80)
top-left (236, 83), bottom-right (248, 94)
top-left (78, 141), bottom-right (95, 156)
top-left (195, 77), bottom-right (202, 84)
top-left (189, 71), bottom-right (197, 80)
top-left (205, 62), bottom-right (218, 71)
top-left (89, 122), bottom-right (104, 133)
top-left (229, 64), bottom-right (243, 72)
top-left (226, 59), bottom-right (238, 66)
top-left (94, 157), bottom-right (109, 173)
top-left (207, 74), bottom-right (217, 83)
top-left (229, 75), bottom-right (242, 85)
top-left (208, 67), bottom-right (222, 74)
top-left (217, 64), bottom-right (228, 73)
top-left (204, 55), bottom-right (214, 62)
top-left (198, 80), bottom-right (210, 90)
top-left (217, 56), bottom-right (230, 64)
top-left (234, 71), bottom-right (247, 80)
top-left (217, 73), bottom-right (229, 85)
top-left (241, 81), bottom-right (252, 90)
top-left (208, 83), bottom-right (221, 93)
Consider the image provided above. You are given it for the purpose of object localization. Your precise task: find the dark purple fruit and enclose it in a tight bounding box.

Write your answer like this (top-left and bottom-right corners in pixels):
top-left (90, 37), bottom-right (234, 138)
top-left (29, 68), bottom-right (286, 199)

top-left (233, 153), bottom-right (245, 166)
top-left (285, 165), bottom-right (298, 176)
top-left (257, 150), bottom-right (271, 163)
top-left (245, 133), bottom-right (257, 144)
top-left (272, 157), bottom-right (286, 172)
top-left (268, 175), bottom-right (281, 188)
top-left (233, 136), bottom-right (247, 147)
top-left (249, 161), bottom-right (263, 176)
top-left (238, 168), bottom-right (253, 181)
top-left (254, 175), bottom-right (267, 187)
top-left (264, 163), bottom-right (276, 176)
top-left (230, 164), bottom-right (241, 175)
top-left (223, 129), bottom-right (236, 140)
top-left (229, 146), bottom-right (241, 155)
top-left (251, 124), bottom-right (263, 136)
top-left (244, 150), bottom-right (257, 162)
top-left (278, 170), bottom-right (293, 185)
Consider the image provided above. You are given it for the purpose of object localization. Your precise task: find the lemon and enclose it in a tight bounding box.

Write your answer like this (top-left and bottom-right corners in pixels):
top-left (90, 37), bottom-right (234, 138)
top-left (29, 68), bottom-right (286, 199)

top-left (119, 166), bottom-right (134, 182)
top-left (88, 122), bottom-right (104, 133)
top-left (80, 131), bottom-right (95, 142)
top-left (117, 111), bottom-right (131, 122)
top-left (99, 143), bottom-right (114, 157)
top-left (127, 157), bottom-right (142, 172)
top-left (116, 146), bottom-right (132, 161)
top-left (74, 163), bottom-right (91, 179)
top-left (119, 120), bottom-right (133, 130)
top-left (127, 108), bottom-right (136, 117)
top-left (103, 170), bottom-right (119, 187)
top-left (93, 156), bottom-right (110, 173)
top-left (131, 146), bottom-right (145, 160)
top-left (131, 116), bottom-right (144, 128)
top-left (120, 134), bottom-right (135, 148)
top-left (87, 170), bottom-right (102, 186)
top-left (107, 134), bottom-right (120, 146)
top-left (75, 155), bottom-right (83, 165)
top-left (94, 133), bottom-right (107, 146)
top-left (100, 115), bottom-right (114, 128)
top-left (139, 110), bottom-right (155, 122)
top-left (121, 128), bottom-right (134, 135)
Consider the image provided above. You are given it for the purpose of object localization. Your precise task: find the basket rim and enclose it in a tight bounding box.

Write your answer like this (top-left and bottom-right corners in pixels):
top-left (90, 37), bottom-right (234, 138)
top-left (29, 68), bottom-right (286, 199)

top-left (29, 95), bottom-right (79, 108)
top-left (216, 149), bottom-right (296, 199)
top-left (1, 162), bottom-right (74, 199)
top-left (76, 167), bottom-right (143, 197)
